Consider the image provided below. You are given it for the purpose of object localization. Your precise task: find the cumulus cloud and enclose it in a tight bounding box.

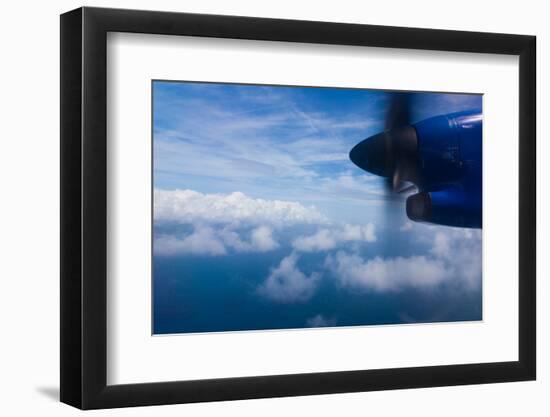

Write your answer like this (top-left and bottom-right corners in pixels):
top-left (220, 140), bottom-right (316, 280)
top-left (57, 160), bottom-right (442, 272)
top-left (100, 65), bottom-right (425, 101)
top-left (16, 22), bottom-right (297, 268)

top-left (292, 229), bottom-right (336, 252)
top-left (257, 253), bottom-right (320, 303)
top-left (326, 252), bottom-right (449, 292)
top-left (430, 229), bottom-right (482, 290)
top-left (306, 314), bottom-right (337, 328)
top-left (250, 226), bottom-right (279, 251)
top-left (326, 228), bottom-right (482, 292)
top-left (154, 189), bottom-right (327, 226)
top-left (292, 223), bottom-right (376, 252)
top-left (154, 227), bottom-right (227, 256)
top-left (219, 225), bottom-right (279, 253)
top-left (155, 225), bottom-right (278, 256)
top-left (341, 223), bottom-right (377, 242)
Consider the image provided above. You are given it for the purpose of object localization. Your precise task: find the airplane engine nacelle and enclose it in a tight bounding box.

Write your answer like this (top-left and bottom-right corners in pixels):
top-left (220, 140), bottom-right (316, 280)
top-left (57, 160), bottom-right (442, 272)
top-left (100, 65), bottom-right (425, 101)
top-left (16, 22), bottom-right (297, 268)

top-left (415, 111), bottom-right (483, 191)
top-left (406, 188), bottom-right (482, 228)
top-left (349, 107), bottom-right (483, 229)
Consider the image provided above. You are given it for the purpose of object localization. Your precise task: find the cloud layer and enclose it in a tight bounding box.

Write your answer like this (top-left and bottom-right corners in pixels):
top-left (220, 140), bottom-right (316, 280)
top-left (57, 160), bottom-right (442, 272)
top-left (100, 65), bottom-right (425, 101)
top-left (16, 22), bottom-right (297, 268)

top-left (154, 189), bottom-right (379, 258)
top-left (154, 188), bottom-right (481, 304)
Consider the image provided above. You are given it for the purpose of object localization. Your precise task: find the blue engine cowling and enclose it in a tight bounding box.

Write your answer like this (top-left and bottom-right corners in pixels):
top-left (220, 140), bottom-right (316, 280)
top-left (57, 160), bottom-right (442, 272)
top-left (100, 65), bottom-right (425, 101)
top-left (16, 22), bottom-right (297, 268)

top-left (407, 110), bottom-right (482, 228)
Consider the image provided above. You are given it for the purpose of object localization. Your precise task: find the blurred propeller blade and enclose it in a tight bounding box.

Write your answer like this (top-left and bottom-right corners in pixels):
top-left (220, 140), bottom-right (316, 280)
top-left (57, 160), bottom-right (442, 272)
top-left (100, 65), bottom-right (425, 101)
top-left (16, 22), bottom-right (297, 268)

top-left (395, 182), bottom-right (417, 194)
top-left (349, 92), bottom-right (420, 198)
top-left (384, 93), bottom-right (415, 193)
top-left (392, 167), bottom-right (401, 189)
top-left (385, 92), bottom-right (411, 130)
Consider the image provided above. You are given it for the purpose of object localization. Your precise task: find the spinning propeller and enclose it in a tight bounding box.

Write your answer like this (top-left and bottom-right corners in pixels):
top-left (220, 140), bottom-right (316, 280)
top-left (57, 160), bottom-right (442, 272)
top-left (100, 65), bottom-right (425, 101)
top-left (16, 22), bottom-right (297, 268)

top-left (349, 93), bottom-right (420, 195)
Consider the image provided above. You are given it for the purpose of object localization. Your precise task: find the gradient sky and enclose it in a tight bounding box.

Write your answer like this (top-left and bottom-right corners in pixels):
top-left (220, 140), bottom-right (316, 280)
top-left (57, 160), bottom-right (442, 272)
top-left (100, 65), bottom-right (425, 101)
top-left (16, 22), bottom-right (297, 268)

top-left (152, 81), bottom-right (483, 334)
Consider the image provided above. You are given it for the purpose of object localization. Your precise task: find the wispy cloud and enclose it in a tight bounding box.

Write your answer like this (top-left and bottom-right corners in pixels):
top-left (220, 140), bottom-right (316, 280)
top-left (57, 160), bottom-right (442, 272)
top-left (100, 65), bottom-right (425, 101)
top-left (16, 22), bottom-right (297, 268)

top-left (153, 81), bottom-right (393, 217)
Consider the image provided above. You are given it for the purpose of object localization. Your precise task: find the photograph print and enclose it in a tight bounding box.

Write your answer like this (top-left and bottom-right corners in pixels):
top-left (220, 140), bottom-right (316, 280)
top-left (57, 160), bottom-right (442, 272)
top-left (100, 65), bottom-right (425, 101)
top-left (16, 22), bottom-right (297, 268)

top-left (152, 80), bottom-right (482, 335)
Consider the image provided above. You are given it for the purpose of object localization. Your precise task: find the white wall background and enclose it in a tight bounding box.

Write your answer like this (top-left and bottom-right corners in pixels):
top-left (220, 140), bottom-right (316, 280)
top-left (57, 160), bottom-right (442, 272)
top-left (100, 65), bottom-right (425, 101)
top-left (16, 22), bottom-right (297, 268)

top-left (0, 0), bottom-right (545, 415)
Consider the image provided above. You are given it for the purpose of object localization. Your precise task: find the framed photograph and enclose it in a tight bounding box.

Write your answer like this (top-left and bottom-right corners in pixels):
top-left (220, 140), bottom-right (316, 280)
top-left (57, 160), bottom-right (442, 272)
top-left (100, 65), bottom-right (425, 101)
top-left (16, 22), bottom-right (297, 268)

top-left (60, 6), bottom-right (536, 409)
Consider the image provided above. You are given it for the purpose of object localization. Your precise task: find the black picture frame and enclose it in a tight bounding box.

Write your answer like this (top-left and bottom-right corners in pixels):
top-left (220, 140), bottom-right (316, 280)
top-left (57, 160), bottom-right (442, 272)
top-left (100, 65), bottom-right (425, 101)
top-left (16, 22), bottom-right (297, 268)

top-left (60, 6), bottom-right (536, 410)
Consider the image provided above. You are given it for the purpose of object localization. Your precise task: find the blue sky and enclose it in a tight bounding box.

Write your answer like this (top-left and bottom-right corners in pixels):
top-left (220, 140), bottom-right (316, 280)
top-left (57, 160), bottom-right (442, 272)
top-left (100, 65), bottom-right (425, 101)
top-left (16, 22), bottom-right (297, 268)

top-left (152, 81), bottom-right (482, 334)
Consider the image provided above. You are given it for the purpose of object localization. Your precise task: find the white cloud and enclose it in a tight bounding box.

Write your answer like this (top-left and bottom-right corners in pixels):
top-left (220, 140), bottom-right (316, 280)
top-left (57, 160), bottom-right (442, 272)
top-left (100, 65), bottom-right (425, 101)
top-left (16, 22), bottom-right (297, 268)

top-left (154, 227), bottom-right (227, 256)
top-left (326, 252), bottom-right (449, 292)
top-left (257, 253), bottom-right (320, 303)
top-left (306, 314), bottom-right (337, 328)
top-left (325, 227), bottom-right (482, 292)
top-left (431, 232), bottom-right (451, 257)
top-left (250, 226), bottom-right (279, 251)
top-left (155, 189), bottom-right (379, 257)
top-left (155, 225), bottom-right (279, 256)
top-left (292, 229), bottom-right (336, 252)
top-left (292, 223), bottom-right (376, 252)
top-left (219, 226), bottom-right (279, 253)
top-left (154, 189), bottom-right (327, 227)
top-left (341, 223), bottom-right (377, 242)
top-left (430, 229), bottom-right (482, 290)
